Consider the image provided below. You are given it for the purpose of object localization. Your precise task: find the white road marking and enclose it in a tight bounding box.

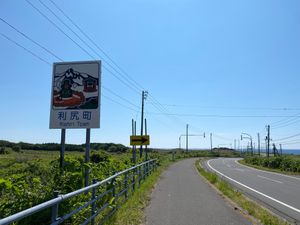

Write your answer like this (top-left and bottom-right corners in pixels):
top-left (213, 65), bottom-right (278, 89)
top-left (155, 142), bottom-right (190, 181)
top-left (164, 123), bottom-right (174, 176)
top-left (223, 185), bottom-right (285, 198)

top-left (207, 159), bottom-right (300, 214)
top-left (234, 159), bottom-right (300, 181)
top-left (257, 175), bottom-right (283, 184)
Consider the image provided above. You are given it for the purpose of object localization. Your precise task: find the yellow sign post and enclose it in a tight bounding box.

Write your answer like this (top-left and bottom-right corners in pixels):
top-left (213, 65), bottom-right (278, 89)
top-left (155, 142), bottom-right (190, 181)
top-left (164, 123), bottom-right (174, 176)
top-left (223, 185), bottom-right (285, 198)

top-left (130, 135), bottom-right (150, 146)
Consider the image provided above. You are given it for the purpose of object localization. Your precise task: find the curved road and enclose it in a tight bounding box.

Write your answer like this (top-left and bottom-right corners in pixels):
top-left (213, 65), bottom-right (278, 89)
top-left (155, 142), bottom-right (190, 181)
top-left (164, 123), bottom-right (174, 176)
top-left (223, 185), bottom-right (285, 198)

top-left (145, 158), bottom-right (251, 225)
top-left (206, 158), bottom-right (300, 223)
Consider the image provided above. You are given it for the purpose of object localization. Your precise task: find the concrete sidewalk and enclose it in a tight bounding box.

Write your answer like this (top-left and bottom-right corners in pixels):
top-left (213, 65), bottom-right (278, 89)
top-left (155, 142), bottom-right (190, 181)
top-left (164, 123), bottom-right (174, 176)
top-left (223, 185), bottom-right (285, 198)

top-left (145, 158), bottom-right (252, 225)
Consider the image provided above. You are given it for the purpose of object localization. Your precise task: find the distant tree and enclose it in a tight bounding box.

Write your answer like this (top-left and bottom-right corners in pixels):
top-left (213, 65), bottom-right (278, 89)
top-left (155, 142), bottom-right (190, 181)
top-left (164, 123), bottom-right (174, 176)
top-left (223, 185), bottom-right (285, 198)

top-left (12, 145), bottom-right (21, 152)
top-left (0, 147), bottom-right (6, 154)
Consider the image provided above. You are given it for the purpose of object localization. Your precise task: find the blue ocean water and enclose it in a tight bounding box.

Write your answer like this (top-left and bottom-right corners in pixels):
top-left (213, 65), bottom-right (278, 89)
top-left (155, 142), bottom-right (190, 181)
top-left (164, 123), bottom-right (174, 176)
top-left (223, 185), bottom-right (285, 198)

top-left (258, 149), bottom-right (300, 155)
top-left (282, 149), bottom-right (300, 155)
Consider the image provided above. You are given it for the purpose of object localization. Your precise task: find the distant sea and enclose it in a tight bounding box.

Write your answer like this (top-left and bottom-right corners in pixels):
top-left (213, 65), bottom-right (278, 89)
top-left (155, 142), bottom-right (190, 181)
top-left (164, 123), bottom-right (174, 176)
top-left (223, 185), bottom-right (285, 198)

top-left (281, 149), bottom-right (300, 155)
top-left (188, 148), bottom-right (300, 155)
top-left (254, 149), bottom-right (300, 155)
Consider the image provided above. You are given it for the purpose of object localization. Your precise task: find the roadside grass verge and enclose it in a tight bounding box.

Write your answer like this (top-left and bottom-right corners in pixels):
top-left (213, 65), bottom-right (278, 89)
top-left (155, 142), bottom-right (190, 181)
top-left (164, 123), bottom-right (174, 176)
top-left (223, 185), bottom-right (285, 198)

top-left (107, 156), bottom-right (175, 225)
top-left (195, 159), bottom-right (290, 225)
top-left (239, 159), bottom-right (300, 176)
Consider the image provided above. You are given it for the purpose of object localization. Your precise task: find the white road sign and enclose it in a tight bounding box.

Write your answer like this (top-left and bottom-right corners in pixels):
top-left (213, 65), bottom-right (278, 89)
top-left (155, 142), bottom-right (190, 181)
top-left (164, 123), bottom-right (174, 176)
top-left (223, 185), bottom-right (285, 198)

top-left (49, 61), bottom-right (101, 129)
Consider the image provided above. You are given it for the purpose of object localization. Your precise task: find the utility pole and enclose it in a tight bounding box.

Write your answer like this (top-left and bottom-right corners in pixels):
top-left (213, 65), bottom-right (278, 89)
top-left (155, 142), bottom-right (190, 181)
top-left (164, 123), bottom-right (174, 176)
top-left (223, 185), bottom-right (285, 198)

top-left (234, 139), bottom-right (237, 150)
top-left (210, 133), bottom-right (213, 151)
top-left (186, 124), bottom-right (189, 152)
top-left (140, 91), bottom-right (148, 158)
top-left (266, 125), bottom-right (270, 158)
top-left (257, 133), bottom-right (260, 156)
top-left (280, 144), bottom-right (282, 156)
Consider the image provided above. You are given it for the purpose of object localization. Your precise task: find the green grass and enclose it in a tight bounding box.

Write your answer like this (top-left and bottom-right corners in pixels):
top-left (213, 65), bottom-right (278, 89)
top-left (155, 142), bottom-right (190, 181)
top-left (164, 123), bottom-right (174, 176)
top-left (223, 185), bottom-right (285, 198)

top-left (195, 159), bottom-right (290, 225)
top-left (239, 159), bottom-right (300, 175)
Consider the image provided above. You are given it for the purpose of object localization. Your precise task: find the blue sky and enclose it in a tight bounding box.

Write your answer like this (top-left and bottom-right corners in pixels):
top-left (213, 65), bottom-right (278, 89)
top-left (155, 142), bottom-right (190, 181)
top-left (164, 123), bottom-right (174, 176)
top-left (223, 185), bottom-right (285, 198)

top-left (1, 0), bottom-right (300, 150)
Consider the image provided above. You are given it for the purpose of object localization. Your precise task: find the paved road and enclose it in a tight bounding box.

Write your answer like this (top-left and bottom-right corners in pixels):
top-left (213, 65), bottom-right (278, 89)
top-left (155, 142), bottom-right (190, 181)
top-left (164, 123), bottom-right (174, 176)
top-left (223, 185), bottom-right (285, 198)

top-left (145, 158), bottom-right (251, 225)
top-left (206, 158), bottom-right (300, 223)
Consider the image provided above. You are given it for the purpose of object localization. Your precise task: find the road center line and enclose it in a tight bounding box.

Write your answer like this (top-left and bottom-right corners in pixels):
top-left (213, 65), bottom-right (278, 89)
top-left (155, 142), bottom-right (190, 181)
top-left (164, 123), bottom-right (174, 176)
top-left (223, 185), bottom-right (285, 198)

top-left (257, 175), bottom-right (283, 184)
top-left (207, 159), bottom-right (300, 214)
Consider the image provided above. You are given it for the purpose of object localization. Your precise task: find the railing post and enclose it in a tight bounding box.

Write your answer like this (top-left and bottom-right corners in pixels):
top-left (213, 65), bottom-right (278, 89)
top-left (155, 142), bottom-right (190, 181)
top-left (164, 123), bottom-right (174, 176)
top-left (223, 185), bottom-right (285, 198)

top-left (138, 166), bottom-right (141, 187)
top-left (91, 179), bottom-right (97, 225)
top-left (150, 160), bottom-right (153, 174)
top-left (146, 160), bottom-right (149, 176)
top-left (132, 168), bottom-right (136, 192)
top-left (112, 174), bottom-right (116, 210)
top-left (51, 191), bottom-right (60, 223)
top-left (124, 172), bottom-right (128, 199)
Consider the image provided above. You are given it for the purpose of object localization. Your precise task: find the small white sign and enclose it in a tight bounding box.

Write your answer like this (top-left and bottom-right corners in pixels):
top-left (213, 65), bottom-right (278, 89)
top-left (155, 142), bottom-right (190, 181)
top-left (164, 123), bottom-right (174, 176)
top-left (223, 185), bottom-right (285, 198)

top-left (49, 61), bottom-right (101, 129)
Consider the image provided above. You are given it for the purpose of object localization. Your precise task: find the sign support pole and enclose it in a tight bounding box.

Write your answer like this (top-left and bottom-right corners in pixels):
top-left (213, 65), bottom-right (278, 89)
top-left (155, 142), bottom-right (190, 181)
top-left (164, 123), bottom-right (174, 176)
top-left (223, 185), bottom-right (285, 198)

top-left (186, 124), bottom-right (189, 152)
top-left (60, 129), bottom-right (66, 174)
top-left (145, 118), bottom-right (148, 161)
top-left (132, 119), bottom-right (136, 164)
top-left (85, 128), bottom-right (91, 187)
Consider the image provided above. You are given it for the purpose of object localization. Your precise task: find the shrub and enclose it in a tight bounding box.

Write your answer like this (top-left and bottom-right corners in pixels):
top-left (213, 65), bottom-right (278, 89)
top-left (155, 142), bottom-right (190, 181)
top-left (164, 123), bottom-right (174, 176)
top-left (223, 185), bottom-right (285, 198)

top-left (91, 151), bottom-right (110, 163)
top-left (12, 145), bottom-right (21, 152)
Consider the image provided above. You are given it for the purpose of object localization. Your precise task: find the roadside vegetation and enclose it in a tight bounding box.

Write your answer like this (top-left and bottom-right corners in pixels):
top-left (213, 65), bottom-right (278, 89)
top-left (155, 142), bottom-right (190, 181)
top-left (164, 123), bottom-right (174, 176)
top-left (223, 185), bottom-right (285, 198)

top-left (242, 155), bottom-right (300, 175)
top-left (195, 159), bottom-right (290, 225)
top-left (0, 140), bottom-right (241, 224)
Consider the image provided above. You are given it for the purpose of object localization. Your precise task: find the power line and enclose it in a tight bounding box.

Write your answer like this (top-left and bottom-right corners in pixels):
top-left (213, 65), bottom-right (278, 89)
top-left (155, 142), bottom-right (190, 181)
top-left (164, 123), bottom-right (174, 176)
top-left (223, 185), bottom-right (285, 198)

top-left (0, 32), bottom-right (51, 66)
top-left (272, 118), bottom-right (300, 129)
top-left (27, 0), bottom-right (206, 133)
top-left (270, 112), bottom-right (300, 126)
top-left (39, 0), bottom-right (142, 94)
top-left (278, 140), bottom-right (300, 145)
top-left (0, 30), bottom-right (140, 113)
top-left (273, 133), bottom-right (300, 142)
top-left (142, 112), bottom-right (300, 118)
top-left (25, 0), bottom-right (95, 59)
top-left (161, 104), bottom-right (300, 111)
top-left (0, 17), bottom-right (63, 61)
top-left (47, 0), bottom-right (145, 92)
top-left (44, 0), bottom-right (204, 133)
top-left (26, 0), bottom-right (141, 96)
top-left (102, 93), bottom-right (139, 113)
top-left (102, 86), bottom-right (140, 109)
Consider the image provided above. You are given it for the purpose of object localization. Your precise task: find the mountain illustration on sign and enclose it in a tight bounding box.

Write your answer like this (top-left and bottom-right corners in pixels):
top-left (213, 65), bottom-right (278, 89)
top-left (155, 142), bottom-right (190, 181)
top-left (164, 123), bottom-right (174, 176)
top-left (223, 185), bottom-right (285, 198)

top-left (53, 68), bottom-right (98, 109)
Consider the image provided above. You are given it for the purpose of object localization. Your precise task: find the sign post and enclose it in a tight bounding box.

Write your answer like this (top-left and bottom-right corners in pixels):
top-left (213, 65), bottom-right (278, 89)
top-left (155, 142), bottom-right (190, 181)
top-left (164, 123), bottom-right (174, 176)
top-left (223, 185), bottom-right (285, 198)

top-left (50, 60), bottom-right (101, 186)
top-left (60, 129), bottom-right (66, 174)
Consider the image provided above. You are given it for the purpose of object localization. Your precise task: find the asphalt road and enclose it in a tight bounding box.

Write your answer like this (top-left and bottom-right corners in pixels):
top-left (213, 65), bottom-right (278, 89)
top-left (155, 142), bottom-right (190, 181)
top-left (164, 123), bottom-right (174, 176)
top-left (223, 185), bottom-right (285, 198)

top-left (205, 158), bottom-right (300, 223)
top-left (145, 158), bottom-right (251, 225)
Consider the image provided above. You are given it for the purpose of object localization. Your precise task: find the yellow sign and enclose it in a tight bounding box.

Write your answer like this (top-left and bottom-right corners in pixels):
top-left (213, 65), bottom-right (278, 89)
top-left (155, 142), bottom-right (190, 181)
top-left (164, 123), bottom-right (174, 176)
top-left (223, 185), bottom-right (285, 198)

top-left (130, 135), bottom-right (150, 146)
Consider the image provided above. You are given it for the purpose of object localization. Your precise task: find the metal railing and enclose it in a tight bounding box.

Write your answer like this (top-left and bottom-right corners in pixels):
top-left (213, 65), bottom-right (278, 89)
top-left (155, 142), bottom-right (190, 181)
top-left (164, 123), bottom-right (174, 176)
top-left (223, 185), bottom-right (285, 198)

top-left (0, 159), bottom-right (158, 225)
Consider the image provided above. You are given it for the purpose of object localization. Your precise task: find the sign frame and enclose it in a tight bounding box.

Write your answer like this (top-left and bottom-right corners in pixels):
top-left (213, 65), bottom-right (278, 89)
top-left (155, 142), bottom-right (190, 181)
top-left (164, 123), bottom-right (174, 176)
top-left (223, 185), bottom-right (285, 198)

top-left (130, 135), bottom-right (150, 146)
top-left (49, 60), bottom-right (101, 129)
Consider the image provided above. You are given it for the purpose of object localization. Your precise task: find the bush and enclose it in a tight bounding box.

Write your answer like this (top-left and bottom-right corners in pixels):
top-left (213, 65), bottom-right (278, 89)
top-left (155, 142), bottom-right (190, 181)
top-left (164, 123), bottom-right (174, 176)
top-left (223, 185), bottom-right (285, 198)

top-left (90, 151), bottom-right (110, 163)
top-left (267, 157), bottom-right (282, 169)
top-left (12, 145), bottom-right (21, 152)
top-left (0, 147), bottom-right (8, 154)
